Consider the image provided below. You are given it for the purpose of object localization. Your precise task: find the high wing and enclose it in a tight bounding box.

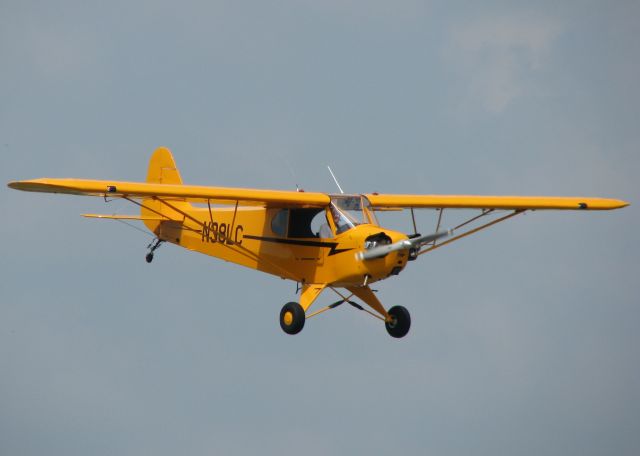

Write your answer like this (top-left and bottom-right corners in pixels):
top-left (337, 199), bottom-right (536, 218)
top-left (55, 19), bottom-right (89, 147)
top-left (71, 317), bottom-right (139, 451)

top-left (364, 192), bottom-right (629, 258)
top-left (8, 178), bottom-right (330, 207)
top-left (10, 179), bottom-right (629, 210)
top-left (366, 194), bottom-right (629, 211)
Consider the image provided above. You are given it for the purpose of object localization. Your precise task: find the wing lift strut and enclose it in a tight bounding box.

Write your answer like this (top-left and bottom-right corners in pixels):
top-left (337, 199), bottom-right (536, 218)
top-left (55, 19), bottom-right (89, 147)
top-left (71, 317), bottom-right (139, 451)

top-left (85, 195), bottom-right (288, 273)
top-left (411, 208), bottom-right (527, 258)
top-left (306, 209), bottom-right (528, 324)
top-left (101, 195), bottom-right (305, 281)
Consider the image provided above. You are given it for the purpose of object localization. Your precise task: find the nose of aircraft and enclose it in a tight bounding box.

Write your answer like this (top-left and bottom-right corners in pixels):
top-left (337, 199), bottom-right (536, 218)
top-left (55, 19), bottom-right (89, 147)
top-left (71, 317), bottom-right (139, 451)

top-left (356, 229), bottom-right (451, 263)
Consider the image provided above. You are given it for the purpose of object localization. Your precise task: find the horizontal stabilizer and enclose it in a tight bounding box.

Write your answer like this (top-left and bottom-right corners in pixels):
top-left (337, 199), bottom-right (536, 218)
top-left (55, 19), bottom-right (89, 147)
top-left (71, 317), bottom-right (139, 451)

top-left (82, 214), bottom-right (166, 221)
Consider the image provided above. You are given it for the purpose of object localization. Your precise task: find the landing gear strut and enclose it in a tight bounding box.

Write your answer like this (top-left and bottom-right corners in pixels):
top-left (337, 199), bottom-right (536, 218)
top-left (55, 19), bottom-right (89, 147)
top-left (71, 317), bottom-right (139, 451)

top-left (145, 238), bottom-right (163, 263)
top-left (277, 288), bottom-right (412, 338)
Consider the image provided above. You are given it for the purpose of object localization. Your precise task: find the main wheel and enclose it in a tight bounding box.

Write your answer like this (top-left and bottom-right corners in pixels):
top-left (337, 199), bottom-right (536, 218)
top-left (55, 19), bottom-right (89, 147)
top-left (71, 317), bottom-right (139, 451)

top-left (280, 302), bottom-right (305, 335)
top-left (385, 305), bottom-right (411, 338)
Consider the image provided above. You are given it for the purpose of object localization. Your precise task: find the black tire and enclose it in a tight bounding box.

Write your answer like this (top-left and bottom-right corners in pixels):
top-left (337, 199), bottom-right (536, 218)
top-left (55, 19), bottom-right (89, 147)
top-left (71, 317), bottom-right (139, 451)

top-left (280, 302), bottom-right (305, 335)
top-left (385, 305), bottom-right (411, 338)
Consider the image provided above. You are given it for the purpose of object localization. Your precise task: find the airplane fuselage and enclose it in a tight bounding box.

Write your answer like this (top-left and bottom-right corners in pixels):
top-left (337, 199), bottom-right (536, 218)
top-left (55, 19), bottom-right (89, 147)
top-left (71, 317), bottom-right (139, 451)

top-left (144, 204), bottom-right (409, 286)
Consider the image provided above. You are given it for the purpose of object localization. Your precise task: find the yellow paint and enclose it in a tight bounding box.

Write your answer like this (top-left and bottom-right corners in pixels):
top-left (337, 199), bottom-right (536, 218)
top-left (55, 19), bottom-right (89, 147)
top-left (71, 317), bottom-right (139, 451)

top-left (7, 178), bottom-right (329, 207)
top-left (366, 194), bottom-right (629, 210)
top-left (300, 284), bottom-right (327, 312)
top-left (347, 285), bottom-right (391, 320)
top-left (7, 147), bottom-right (630, 334)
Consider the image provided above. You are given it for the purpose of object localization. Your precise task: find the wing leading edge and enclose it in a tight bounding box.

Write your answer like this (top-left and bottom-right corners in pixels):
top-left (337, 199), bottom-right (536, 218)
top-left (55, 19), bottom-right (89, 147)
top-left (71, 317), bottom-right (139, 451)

top-left (8, 179), bottom-right (629, 210)
top-left (8, 178), bottom-right (330, 207)
top-left (365, 194), bottom-right (629, 211)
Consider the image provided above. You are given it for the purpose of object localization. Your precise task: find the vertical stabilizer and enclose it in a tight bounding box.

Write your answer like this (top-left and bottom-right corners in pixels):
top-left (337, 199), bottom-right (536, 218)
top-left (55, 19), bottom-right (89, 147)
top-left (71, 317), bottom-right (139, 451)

top-left (146, 146), bottom-right (183, 185)
top-left (142, 147), bottom-right (190, 239)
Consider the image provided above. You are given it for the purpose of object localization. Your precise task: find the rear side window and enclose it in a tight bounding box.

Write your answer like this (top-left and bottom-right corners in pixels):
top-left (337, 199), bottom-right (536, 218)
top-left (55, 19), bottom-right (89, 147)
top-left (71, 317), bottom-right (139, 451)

top-left (271, 209), bottom-right (288, 237)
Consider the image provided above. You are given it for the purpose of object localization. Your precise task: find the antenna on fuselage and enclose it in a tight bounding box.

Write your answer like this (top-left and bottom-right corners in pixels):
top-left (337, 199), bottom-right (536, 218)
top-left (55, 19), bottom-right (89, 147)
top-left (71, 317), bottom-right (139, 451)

top-left (327, 166), bottom-right (344, 194)
top-left (281, 154), bottom-right (302, 191)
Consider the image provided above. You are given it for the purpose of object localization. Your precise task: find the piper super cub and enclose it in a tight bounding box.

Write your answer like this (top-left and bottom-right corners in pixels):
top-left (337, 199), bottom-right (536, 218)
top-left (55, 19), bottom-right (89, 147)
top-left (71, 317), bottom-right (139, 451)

top-left (8, 147), bottom-right (629, 338)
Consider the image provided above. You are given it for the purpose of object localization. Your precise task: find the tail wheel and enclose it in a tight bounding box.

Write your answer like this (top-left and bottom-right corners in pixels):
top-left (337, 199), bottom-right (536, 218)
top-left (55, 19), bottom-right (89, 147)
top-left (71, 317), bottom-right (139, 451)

top-left (385, 305), bottom-right (411, 338)
top-left (280, 302), bottom-right (305, 335)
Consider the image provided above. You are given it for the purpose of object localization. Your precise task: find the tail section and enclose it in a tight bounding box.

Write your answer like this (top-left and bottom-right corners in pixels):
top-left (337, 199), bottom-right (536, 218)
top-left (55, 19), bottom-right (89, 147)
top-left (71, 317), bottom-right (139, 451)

top-left (142, 147), bottom-right (192, 240)
top-left (146, 146), bottom-right (183, 185)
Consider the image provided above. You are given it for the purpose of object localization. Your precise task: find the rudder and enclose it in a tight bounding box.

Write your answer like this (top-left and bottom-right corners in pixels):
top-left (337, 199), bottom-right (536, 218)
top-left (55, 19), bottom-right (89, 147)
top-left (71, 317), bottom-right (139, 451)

top-left (142, 147), bottom-right (190, 240)
top-left (146, 146), bottom-right (183, 185)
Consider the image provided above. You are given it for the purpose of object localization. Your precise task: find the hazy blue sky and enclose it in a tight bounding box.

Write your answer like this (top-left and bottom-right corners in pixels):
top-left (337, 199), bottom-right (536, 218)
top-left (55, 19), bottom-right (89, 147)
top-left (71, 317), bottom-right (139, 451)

top-left (1, 1), bottom-right (638, 455)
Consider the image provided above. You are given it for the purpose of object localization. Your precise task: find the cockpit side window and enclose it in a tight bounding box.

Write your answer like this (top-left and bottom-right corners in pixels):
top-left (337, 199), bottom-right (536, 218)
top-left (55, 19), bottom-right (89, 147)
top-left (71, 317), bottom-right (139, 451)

top-left (288, 208), bottom-right (323, 238)
top-left (312, 210), bottom-right (333, 238)
top-left (361, 196), bottom-right (378, 225)
top-left (328, 203), bottom-right (354, 234)
top-left (271, 209), bottom-right (288, 237)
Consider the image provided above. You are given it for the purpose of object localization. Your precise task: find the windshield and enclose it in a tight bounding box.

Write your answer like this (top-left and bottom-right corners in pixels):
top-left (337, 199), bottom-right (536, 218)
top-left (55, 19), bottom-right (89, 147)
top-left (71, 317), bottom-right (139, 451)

top-left (329, 196), bottom-right (378, 234)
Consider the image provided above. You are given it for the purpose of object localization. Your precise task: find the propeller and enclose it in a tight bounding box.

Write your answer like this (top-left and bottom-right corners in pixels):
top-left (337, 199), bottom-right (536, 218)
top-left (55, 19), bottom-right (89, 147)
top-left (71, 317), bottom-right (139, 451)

top-left (356, 230), bottom-right (452, 261)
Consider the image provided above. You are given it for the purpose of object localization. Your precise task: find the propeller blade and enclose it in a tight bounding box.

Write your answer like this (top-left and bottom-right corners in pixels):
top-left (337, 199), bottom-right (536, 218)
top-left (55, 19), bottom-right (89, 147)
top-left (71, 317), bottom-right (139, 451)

top-left (356, 239), bottom-right (412, 261)
top-left (356, 230), bottom-right (451, 261)
top-left (409, 229), bottom-right (453, 248)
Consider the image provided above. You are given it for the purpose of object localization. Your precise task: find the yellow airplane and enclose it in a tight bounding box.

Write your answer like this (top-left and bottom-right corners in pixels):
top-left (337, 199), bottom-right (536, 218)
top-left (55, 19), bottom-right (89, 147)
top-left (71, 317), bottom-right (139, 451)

top-left (8, 147), bottom-right (629, 338)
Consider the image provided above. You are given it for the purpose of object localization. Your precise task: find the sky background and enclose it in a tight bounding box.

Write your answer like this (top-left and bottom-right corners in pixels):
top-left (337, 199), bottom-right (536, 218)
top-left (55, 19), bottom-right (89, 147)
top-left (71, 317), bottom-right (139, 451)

top-left (1, 1), bottom-right (638, 455)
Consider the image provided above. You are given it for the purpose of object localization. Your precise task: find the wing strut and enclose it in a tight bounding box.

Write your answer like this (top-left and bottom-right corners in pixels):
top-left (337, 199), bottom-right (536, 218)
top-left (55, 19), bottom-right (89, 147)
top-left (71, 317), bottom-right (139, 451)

top-left (122, 196), bottom-right (201, 234)
top-left (430, 208), bottom-right (444, 247)
top-left (418, 209), bottom-right (525, 256)
top-left (453, 208), bottom-right (494, 231)
top-left (410, 208), bottom-right (418, 235)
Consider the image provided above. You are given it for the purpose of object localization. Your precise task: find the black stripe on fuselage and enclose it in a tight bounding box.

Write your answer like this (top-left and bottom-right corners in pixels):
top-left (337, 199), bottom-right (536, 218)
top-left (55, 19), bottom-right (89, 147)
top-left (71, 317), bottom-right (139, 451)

top-left (243, 235), bottom-right (352, 256)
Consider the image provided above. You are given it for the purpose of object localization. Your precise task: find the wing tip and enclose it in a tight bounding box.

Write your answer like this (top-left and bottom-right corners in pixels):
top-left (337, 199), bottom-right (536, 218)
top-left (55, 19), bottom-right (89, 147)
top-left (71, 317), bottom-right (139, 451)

top-left (7, 180), bottom-right (34, 191)
top-left (7, 179), bottom-right (54, 193)
top-left (596, 198), bottom-right (630, 210)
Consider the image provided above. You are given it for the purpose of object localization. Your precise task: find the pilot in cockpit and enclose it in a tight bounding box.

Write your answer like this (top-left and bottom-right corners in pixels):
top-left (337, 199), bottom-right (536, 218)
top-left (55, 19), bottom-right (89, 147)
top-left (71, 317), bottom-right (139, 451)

top-left (319, 204), bottom-right (353, 238)
top-left (319, 217), bottom-right (333, 238)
